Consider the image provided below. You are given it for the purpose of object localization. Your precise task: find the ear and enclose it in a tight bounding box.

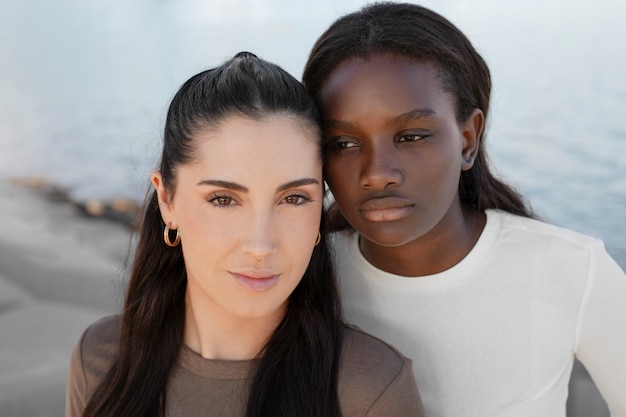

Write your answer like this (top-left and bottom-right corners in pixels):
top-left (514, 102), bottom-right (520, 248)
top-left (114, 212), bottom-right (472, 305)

top-left (151, 171), bottom-right (177, 228)
top-left (460, 108), bottom-right (484, 171)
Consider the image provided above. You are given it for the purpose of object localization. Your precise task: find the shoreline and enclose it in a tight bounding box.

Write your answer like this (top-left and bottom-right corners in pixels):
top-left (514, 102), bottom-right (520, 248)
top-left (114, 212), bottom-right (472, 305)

top-left (2, 178), bottom-right (133, 311)
top-left (1, 178), bottom-right (132, 416)
top-left (8, 176), bottom-right (142, 229)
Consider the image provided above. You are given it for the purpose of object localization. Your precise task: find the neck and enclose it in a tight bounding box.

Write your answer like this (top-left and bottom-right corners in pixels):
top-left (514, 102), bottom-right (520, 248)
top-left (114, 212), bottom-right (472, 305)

top-left (183, 289), bottom-right (286, 360)
top-left (360, 205), bottom-right (486, 277)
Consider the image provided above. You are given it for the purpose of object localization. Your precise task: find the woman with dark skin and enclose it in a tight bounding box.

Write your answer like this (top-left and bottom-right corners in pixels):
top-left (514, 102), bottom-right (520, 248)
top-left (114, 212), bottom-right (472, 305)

top-left (66, 52), bottom-right (424, 417)
top-left (303, 3), bottom-right (626, 417)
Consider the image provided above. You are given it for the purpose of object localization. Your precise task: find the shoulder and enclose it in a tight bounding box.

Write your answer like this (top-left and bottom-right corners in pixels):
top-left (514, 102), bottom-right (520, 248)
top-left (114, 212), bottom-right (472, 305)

top-left (340, 324), bottom-right (408, 373)
top-left (338, 325), bottom-right (424, 416)
top-left (489, 209), bottom-right (603, 251)
top-left (67, 315), bottom-right (121, 415)
top-left (80, 314), bottom-right (121, 354)
top-left (76, 315), bottom-right (121, 386)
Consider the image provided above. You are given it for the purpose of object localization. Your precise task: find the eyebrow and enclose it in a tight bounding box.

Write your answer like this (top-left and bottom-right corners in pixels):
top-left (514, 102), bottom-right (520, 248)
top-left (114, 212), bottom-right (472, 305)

top-left (323, 119), bottom-right (353, 129)
top-left (389, 108), bottom-right (436, 125)
top-left (197, 179), bottom-right (248, 192)
top-left (323, 108), bottom-right (436, 129)
top-left (276, 178), bottom-right (320, 192)
top-left (197, 178), bottom-right (319, 193)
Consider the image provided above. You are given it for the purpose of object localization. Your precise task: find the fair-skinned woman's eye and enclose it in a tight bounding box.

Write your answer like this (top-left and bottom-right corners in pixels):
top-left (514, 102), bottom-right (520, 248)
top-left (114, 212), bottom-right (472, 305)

top-left (207, 193), bottom-right (238, 207)
top-left (283, 193), bottom-right (314, 206)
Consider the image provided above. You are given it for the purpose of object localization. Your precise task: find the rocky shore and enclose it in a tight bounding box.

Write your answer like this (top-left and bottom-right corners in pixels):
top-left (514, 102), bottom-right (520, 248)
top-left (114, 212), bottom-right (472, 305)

top-left (1, 178), bottom-right (133, 417)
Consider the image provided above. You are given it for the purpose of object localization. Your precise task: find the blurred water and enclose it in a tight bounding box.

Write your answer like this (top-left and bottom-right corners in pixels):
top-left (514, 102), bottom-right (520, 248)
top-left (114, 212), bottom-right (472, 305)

top-left (1, 0), bottom-right (624, 267)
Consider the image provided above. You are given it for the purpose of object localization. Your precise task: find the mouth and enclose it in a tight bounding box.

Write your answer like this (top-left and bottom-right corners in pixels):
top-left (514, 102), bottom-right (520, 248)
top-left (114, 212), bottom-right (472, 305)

top-left (229, 270), bottom-right (280, 291)
top-left (358, 197), bottom-right (414, 222)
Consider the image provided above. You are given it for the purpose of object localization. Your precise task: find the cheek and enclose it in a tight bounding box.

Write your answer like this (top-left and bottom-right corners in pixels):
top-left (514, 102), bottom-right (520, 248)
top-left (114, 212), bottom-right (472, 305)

top-left (324, 159), bottom-right (354, 195)
top-left (286, 203), bottom-right (323, 238)
top-left (419, 150), bottom-right (463, 203)
top-left (284, 196), bottom-right (326, 236)
top-left (179, 220), bottom-right (225, 265)
top-left (178, 207), bottom-right (236, 260)
top-left (277, 207), bottom-right (322, 272)
top-left (421, 134), bottom-right (464, 176)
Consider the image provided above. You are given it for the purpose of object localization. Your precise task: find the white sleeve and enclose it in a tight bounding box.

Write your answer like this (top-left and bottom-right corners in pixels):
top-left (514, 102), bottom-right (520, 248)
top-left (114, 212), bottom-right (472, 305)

top-left (575, 240), bottom-right (626, 417)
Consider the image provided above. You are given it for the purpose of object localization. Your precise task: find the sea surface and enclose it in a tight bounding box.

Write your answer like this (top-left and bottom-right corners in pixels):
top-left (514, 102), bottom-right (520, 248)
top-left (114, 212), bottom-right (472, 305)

top-left (1, 0), bottom-right (625, 267)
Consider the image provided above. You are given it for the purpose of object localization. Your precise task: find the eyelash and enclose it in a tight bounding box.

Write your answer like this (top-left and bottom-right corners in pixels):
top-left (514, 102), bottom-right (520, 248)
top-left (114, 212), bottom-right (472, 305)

top-left (397, 133), bottom-right (428, 142)
top-left (206, 192), bottom-right (238, 207)
top-left (325, 132), bottom-right (430, 151)
top-left (283, 193), bottom-right (314, 206)
top-left (325, 137), bottom-right (359, 151)
top-left (206, 192), bottom-right (314, 207)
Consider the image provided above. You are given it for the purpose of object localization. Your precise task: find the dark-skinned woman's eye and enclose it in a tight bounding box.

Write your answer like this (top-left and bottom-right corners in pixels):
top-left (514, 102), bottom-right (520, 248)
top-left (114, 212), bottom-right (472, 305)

top-left (397, 133), bottom-right (426, 143)
top-left (326, 137), bottom-right (360, 151)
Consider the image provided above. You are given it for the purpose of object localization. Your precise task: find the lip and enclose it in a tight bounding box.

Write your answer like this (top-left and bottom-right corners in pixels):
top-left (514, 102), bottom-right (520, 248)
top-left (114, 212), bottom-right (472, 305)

top-left (229, 270), bottom-right (280, 291)
top-left (358, 196), bottom-right (414, 222)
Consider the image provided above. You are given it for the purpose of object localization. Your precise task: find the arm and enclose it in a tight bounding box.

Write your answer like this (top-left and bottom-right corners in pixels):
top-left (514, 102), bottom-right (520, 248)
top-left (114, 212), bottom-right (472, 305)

top-left (364, 359), bottom-right (426, 417)
top-left (575, 241), bottom-right (626, 417)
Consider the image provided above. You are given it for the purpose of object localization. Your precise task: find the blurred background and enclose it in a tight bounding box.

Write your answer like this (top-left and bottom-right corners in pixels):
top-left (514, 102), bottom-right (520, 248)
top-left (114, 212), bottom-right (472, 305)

top-left (1, 0), bottom-right (624, 267)
top-left (1, 0), bottom-right (624, 415)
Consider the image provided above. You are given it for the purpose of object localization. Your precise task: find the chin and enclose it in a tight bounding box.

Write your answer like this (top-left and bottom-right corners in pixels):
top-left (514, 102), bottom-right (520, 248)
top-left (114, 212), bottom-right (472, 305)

top-left (358, 225), bottom-right (420, 248)
top-left (235, 300), bottom-right (288, 321)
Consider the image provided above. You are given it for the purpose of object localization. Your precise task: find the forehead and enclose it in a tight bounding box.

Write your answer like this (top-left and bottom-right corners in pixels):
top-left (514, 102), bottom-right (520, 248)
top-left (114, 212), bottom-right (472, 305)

top-left (318, 54), bottom-right (452, 115)
top-left (185, 115), bottom-right (321, 179)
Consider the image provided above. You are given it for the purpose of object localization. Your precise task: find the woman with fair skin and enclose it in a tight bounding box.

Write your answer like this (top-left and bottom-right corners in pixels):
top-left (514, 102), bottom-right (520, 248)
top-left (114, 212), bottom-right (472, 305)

top-left (303, 3), bottom-right (626, 417)
top-left (66, 52), bottom-right (424, 417)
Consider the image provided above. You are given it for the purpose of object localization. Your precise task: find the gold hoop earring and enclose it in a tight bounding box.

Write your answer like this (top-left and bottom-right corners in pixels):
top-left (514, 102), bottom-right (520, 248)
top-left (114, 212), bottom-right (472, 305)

top-left (315, 231), bottom-right (321, 246)
top-left (164, 223), bottom-right (181, 247)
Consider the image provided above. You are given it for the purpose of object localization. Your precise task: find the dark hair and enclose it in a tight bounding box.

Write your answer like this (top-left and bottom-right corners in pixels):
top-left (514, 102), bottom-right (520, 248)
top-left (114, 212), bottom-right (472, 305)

top-left (303, 2), bottom-right (534, 229)
top-left (82, 52), bottom-right (343, 417)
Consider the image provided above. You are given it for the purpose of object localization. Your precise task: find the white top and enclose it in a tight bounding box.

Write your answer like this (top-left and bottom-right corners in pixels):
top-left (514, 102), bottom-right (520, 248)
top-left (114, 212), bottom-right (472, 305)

top-left (331, 209), bottom-right (626, 417)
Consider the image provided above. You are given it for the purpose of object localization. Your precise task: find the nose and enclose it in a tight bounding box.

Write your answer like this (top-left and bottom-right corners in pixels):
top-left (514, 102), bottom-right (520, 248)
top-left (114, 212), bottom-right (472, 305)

top-left (241, 210), bottom-right (277, 262)
top-left (359, 142), bottom-right (403, 190)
